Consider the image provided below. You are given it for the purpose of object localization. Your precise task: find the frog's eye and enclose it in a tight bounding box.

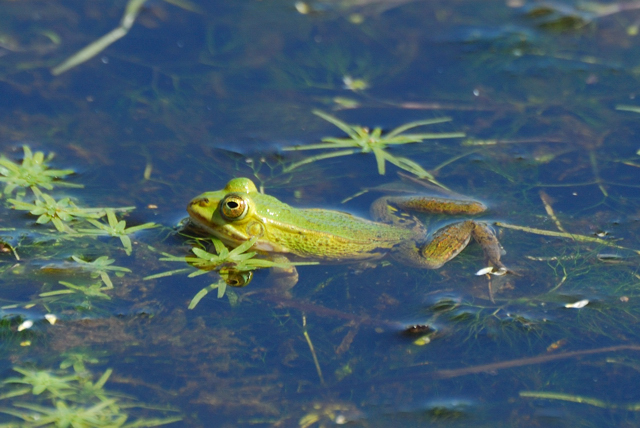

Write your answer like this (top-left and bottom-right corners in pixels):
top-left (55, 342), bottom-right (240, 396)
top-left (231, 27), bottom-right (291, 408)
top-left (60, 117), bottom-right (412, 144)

top-left (220, 194), bottom-right (249, 221)
top-left (222, 270), bottom-right (252, 287)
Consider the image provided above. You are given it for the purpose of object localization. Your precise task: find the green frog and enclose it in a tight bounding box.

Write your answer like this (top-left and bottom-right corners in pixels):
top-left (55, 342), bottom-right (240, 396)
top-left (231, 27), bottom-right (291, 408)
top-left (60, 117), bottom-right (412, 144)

top-left (187, 177), bottom-right (507, 283)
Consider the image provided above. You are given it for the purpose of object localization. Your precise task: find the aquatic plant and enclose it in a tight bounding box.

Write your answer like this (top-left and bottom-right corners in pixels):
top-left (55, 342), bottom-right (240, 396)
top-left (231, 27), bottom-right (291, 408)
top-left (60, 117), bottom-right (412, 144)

top-left (69, 256), bottom-right (131, 289)
top-left (0, 145), bottom-right (164, 323)
top-left (496, 222), bottom-right (640, 256)
top-left (3, 399), bottom-right (127, 427)
top-left (78, 209), bottom-right (158, 255)
top-left (284, 110), bottom-right (464, 186)
top-left (0, 146), bottom-right (82, 195)
top-left (2, 367), bottom-right (77, 397)
top-left (59, 351), bottom-right (102, 375)
top-left (0, 367), bottom-right (181, 427)
top-left (267, 33), bottom-right (414, 94)
top-left (2, 147), bottom-right (144, 242)
top-left (182, 236), bottom-right (287, 274)
top-left (146, 236), bottom-right (316, 306)
top-left (39, 281), bottom-right (112, 301)
top-left (8, 190), bottom-right (103, 232)
top-left (51, 0), bottom-right (201, 75)
top-left (270, 43), bottom-right (377, 92)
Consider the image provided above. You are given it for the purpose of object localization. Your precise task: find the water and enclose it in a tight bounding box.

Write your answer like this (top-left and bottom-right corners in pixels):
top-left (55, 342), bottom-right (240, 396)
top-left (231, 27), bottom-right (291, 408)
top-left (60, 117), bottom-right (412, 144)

top-left (1, 0), bottom-right (640, 426)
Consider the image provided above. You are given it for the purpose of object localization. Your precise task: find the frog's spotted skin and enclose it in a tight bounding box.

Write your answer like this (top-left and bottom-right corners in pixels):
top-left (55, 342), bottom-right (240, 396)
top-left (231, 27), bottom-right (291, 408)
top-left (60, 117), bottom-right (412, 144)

top-left (187, 177), bottom-right (507, 274)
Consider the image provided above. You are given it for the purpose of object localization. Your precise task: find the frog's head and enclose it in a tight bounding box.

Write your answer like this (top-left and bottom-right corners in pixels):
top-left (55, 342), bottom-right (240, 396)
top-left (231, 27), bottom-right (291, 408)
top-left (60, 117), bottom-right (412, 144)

top-left (187, 177), bottom-right (272, 248)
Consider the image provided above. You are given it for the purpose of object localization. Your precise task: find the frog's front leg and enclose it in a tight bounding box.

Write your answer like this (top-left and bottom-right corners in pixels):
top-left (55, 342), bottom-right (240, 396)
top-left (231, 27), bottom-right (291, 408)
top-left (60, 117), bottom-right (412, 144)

top-left (267, 254), bottom-right (299, 296)
top-left (393, 220), bottom-right (506, 271)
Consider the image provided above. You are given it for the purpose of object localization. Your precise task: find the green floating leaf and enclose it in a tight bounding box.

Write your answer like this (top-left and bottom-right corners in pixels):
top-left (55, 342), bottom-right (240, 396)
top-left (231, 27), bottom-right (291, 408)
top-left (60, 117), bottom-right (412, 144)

top-left (283, 110), bottom-right (463, 187)
top-left (71, 256), bottom-right (131, 289)
top-left (0, 366), bottom-right (181, 426)
top-left (148, 237), bottom-right (317, 308)
top-left (0, 146), bottom-right (82, 194)
top-left (188, 280), bottom-right (227, 309)
top-left (78, 209), bottom-right (158, 255)
top-left (9, 189), bottom-right (106, 233)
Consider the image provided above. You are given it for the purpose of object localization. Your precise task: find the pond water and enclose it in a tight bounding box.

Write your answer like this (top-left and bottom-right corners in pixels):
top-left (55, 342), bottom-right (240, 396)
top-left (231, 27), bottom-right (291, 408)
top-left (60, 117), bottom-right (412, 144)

top-left (1, 0), bottom-right (640, 426)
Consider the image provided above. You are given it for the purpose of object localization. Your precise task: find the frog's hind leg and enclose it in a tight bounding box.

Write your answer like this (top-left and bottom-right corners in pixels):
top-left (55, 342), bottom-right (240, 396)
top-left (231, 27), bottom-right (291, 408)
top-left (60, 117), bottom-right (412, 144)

top-left (372, 196), bottom-right (487, 221)
top-left (470, 222), bottom-right (507, 272)
top-left (371, 196), bottom-right (487, 236)
top-left (393, 221), bottom-right (506, 271)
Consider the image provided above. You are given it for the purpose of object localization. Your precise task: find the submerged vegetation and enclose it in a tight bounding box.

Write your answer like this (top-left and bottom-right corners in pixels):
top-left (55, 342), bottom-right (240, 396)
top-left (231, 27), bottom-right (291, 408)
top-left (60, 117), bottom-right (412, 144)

top-left (51, 0), bottom-right (202, 75)
top-left (0, 146), bottom-right (157, 303)
top-left (77, 210), bottom-right (158, 256)
top-left (0, 146), bottom-right (180, 424)
top-left (0, 135), bottom-right (639, 425)
top-left (3, 0), bottom-right (640, 425)
top-left (3, 147), bottom-right (157, 244)
top-left (145, 236), bottom-right (317, 306)
top-left (0, 146), bottom-right (82, 195)
top-left (0, 366), bottom-right (181, 427)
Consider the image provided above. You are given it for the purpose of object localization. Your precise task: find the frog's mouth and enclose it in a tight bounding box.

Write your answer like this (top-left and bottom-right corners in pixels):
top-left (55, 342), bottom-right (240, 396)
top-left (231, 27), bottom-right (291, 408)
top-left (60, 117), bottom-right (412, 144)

top-left (186, 202), bottom-right (227, 236)
top-left (187, 209), bottom-right (236, 240)
top-left (187, 204), bottom-right (256, 245)
top-left (187, 199), bottom-right (288, 254)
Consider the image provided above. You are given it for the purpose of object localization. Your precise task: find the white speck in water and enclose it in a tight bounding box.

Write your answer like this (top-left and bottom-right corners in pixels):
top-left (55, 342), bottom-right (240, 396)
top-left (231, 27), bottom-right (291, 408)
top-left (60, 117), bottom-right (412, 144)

top-left (18, 320), bottom-right (33, 331)
top-left (475, 266), bottom-right (494, 276)
top-left (565, 299), bottom-right (589, 309)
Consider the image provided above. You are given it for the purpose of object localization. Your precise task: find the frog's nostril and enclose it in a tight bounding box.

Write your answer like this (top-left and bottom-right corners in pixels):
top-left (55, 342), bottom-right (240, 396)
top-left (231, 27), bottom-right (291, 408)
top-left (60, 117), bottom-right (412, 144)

top-left (199, 198), bottom-right (210, 206)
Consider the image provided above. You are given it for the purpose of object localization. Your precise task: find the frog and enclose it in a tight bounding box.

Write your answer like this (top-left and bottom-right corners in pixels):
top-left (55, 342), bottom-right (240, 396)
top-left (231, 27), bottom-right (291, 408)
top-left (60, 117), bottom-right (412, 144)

top-left (186, 177), bottom-right (508, 286)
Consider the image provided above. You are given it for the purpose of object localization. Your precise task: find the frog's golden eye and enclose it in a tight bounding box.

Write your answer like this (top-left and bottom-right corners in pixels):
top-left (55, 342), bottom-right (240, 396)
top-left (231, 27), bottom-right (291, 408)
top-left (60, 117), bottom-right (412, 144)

top-left (221, 270), bottom-right (252, 287)
top-left (220, 194), bottom-right (249, 221)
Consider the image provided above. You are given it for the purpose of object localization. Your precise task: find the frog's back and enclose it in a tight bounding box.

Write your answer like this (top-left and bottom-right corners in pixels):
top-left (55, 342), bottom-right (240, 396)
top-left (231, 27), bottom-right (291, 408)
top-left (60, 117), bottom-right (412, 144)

top-left (263, 205), bottom-right (410, 261)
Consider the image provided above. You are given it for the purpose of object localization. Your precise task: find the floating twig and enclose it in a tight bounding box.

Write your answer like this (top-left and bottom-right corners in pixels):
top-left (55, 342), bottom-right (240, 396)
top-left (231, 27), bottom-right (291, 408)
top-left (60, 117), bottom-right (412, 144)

top-left (302, 315), bottom-right (325, 385)
top-left (495, 222), bottom-right (640, 255)
top-left (52, 0), bottom-right (149, 75)
top-left (52, 0), bottom-right (202, 75)
top-left (539, 190), bottom-right (567, 233)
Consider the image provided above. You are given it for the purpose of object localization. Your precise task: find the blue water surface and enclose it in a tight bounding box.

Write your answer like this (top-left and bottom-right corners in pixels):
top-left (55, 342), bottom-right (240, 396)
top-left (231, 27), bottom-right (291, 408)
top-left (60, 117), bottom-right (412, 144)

top-left (1, 0), bottom-right (640, 426)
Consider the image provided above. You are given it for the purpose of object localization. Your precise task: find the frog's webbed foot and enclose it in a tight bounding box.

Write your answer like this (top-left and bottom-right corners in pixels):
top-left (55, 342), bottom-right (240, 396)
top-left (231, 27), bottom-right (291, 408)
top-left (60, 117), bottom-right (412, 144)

top-left (470, 222), bottom-right (510, 274)
top-left (395, 220), bottom-right (510, 272)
